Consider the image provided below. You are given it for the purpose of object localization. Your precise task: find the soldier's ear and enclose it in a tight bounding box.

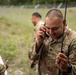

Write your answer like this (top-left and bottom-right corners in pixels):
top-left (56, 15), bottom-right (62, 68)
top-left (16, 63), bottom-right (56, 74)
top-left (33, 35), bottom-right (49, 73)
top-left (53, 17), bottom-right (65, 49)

top-left (63, 20), bottom-right (67, 26)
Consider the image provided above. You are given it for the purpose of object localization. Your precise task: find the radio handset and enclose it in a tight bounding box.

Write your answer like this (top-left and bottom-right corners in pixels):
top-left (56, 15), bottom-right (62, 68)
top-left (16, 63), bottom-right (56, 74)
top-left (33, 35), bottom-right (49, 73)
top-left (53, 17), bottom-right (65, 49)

top-left (44, 23), bottom-right (50, 38)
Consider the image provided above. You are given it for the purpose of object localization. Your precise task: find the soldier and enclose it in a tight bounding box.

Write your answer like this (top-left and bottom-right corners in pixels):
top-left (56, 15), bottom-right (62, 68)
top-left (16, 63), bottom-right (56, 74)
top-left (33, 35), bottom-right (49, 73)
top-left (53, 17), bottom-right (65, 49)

top-left (28, 9), bottom-right (76, 75)
top-left (31, 12), bottom-right (44, 37)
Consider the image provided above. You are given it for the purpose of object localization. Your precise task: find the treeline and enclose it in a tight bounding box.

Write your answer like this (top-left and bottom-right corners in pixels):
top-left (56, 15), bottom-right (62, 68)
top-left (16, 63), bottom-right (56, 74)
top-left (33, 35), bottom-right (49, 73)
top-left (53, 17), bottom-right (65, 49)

top-left (0, 0), bottom-right (76, 5)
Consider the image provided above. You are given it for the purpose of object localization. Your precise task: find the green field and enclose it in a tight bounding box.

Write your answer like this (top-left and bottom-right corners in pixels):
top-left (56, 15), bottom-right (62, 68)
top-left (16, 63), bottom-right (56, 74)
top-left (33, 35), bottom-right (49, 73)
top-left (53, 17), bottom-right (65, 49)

top-left (0, 7), bottom-right (76, 75)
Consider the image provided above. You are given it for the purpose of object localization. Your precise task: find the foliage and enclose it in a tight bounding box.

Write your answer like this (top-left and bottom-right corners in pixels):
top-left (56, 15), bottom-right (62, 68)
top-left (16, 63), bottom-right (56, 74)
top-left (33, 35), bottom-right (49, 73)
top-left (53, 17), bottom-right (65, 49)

top-left (0, 0), bottom-right (76, 5)
top-left (0, 38), bottom-right (18, 61)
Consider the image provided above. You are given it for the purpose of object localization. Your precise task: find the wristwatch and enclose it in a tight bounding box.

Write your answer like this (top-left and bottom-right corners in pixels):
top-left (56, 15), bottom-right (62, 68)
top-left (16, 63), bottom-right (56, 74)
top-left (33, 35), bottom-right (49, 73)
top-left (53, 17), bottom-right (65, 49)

top-left (67, 63), bottom-right (72, 73)
top-left (63, 63), bottom-right (72, 74)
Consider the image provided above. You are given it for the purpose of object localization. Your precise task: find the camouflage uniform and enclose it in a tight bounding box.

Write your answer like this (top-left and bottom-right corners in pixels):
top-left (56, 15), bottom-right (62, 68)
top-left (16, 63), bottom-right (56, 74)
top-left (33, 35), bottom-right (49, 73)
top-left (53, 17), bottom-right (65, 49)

top-left (28, 27), bottom-right (76, 75)
top-left (0, 64), bottom-right (5, 75)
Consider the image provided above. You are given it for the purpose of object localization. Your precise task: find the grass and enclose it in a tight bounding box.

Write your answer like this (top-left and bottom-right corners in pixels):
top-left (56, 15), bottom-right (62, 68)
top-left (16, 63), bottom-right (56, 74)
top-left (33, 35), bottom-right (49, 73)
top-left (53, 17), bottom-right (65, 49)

top-left (0, 7), bottom-right (76, 75)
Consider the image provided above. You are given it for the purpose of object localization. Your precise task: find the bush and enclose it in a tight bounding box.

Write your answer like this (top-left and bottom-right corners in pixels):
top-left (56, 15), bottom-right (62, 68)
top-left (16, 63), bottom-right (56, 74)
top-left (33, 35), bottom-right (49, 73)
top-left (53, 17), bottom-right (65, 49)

top-left (0, 38), bottom-right (18, 61)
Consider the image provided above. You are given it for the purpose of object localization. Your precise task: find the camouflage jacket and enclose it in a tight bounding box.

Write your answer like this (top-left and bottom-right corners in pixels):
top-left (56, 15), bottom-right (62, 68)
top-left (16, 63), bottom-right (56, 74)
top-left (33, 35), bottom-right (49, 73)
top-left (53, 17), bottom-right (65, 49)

top-left (28, 27), bottom-right (76, 75)
top-left (0, 64), bottom-right (5, 75)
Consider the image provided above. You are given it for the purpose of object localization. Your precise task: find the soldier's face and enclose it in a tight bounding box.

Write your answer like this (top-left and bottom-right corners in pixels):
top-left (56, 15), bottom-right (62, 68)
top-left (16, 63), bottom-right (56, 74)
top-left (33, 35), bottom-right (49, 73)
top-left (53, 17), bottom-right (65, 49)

top-left (31, 16), bottom-right (37, 26)
top-left (45, 17), bottom-right (65, 39)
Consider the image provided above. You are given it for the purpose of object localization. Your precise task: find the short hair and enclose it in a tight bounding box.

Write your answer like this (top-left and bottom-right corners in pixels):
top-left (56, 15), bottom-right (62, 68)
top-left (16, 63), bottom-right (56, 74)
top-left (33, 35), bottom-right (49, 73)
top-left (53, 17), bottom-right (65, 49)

top-left (46, 9), bottom-right (63, 20)
top-left (32, 12), bottom-right (42, 18)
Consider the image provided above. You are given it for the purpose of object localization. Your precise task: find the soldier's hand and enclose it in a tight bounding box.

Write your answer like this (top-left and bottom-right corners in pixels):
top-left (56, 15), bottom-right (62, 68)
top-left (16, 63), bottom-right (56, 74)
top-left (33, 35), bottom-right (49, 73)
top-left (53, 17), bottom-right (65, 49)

top-left (55, 53), bottom-right (68, 72)
top-left (4, 60), bottom-right (9, 69)
top-left (36, 25), bottom-right (46, 48)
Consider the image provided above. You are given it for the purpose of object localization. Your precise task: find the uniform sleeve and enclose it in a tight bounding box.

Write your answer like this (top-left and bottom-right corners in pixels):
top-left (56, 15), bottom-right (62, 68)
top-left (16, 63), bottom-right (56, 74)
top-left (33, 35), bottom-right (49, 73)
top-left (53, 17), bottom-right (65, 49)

top-left (28, 42), bottom-right (39, 68)
top-left (28, 42), bottom-right (39, 61)
top-left (0, 64), bottom-right (5, 75)
top-left (69, 38), bottom-right (76, 75)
